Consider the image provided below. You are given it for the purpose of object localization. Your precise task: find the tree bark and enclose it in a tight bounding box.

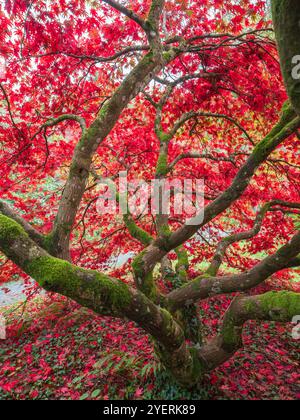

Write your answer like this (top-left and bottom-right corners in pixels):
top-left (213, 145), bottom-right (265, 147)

top-left (272, 0), bottom-right (300, 115)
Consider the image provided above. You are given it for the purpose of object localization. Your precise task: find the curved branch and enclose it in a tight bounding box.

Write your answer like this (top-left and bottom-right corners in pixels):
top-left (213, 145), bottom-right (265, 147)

top-left (130, 104), bottom-right (300, 283)
top-left (0, 200), bottom-right (45, 247)
top-left (142, 90), bottom-right (159, 108)
top-left (186, 29), bottom-right (274, 44)
top-left (199, 291), bottom-right (300, 370)
top-left (207, 200), bottom-right (300, 276)
top-left (0, 213), bottom-right (199, 385)
top-left (32, 114), bottom-right (86, 139)
top-left (101, 0), bottom-right (147, 31)
top-left (184, 29), bottom-right (275, 54)
top-left (169, 112), bottom-right (254, 145)
top-left (0, 83), bottom-right (19, 130)
top-left (154, 72), bottom-right (221, 87)
top-left (26, 45), bottom-right (150, 63)
top-left (123, 213), bottom-right (153, 246)
top-left (1, 215), bottom-right (299, 386)
top-left (168, 152), bottom-right (235, 172)
top-left (167, 230), bottom-right (300, 310)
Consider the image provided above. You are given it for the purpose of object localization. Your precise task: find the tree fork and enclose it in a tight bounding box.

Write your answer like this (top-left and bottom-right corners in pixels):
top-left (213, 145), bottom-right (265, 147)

top-left (129, 103), bottom-right (300, 281)
top-left (0, 214), bottom-right (202, 385)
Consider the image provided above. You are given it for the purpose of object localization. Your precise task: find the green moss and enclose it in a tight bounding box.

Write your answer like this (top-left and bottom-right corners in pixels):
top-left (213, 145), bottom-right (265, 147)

top-left (132, 251), bottom-right (157, 301)
top-left (98, 102), bottom-right (110, 118)
top-left (280, 100), bottom-right (297, 126)
top-left (253, 102), bottom-right (297, 161)
top-left (244, 299), bottom-right (257, 313)
top-left (0, 215), bottom-right (26, 243)
top-left (271, 0), bottom-right (283, 16)
top-left (123, 214), bottom-right (152, 246)
top-left (221, 316), bottom-right (242, 352)
top-left (146, 0), bottom-right (161, 26)
top-left (174, 246), bottom-right (188, 284)
top-left (186, 274), bottom-right (211, 294)
top-left (25, 256), bottom-right (131, 313)
top-left (158, 224), bottom-right (171, 238)
top-left (160, 308), bottom-right (176, 336)
top-left (25, 256), bottom-right (78, 290)
top-left (156, 220), bottom-right (172, 251)
top-left (259, 291), bottom-right (300, 320)
top-left (0, 215), bottom-right (27, 257)
top-left (189, 348), bottom-right (204, 381)
top-left (140, 50), bottom-right (154, 66)
top-left (175, 305), bottom-right (202, 345)
top-left (0, 216), bottom-right (133, 315)
top-left (162, 51), bottom-right (174, 62)
top-left (157, 130), bottom-right (172, 143)
top-left (42, 233), bottom-right (55, 254)
top-left (156, 152), bottom-right (169, 176)
top-left (175, 247), bottom-right (189, 271)
top-left (132, 251), bottom-right (146, 278)
top-left (178, 269), bottom-right (187, 279)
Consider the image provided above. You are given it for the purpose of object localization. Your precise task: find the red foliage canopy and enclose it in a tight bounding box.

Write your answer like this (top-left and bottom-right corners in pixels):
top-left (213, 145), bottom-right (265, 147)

top-left (0, 1), bottom-right (298, 289)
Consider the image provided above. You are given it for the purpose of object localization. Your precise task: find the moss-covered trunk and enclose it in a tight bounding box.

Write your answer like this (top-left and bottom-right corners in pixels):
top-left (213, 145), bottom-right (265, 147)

top-left (272, 0), bottom-right (300, 115)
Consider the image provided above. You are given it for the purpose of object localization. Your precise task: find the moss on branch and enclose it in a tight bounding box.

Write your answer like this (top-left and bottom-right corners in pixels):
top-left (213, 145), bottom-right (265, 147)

top-left (0, 215), bottom-right (27, 245)
top-left (132, 251), bottom-right (158, 301)
top-left (25, 256), bottom-right (132, 314)
top-left (253, 101), bottom-right (297, 161)
top-left (123, 214), bottom-right (152, 246)
top-left (156, 152), bottom-right (169, 177)
top-left (258, 291), bottom-right (300, 321)
top-left (220, 291), bottom-right (300, 353)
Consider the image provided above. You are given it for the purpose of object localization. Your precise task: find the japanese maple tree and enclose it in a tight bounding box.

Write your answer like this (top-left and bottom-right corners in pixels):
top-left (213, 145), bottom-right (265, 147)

top-left (0, 0), bottom-right (299, 386)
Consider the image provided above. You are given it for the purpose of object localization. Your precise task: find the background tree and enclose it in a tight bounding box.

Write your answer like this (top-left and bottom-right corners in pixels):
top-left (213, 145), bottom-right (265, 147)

top-left (0, 0), bottom-right (299, 386)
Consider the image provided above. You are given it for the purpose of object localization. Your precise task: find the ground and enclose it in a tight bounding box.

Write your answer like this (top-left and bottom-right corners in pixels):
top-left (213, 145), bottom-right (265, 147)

top-left (0, 285), bottom-right (299, 400)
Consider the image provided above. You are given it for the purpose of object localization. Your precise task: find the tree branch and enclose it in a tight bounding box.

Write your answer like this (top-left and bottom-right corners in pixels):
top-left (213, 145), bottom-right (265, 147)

top-left (154, 72), bottom-right (222, 87)
top-left (167, 229), bottom-right (300, 310)
top-left (183, 29), bottom-right (275, 54)
top-left (147, 0), bottom-right (165, 33)
top-left (123, 213), bottom-right (153, 246)
top-left (166, 103), bottom-right (300, 252)
top-left (101, 0), bottom-right (147, 31)
top-left (129, 103), bottom-right (300, 285)
top-left (24, 45), bottom-right (150, 63)
top-left (168, 152), bottom-right (236, 172)
top-left (51, 47), bottom-right (178, 260)
top-left (169, 112), bottom-right (254, 145)
top-left (0, 213), bottom-right (199, 385)
top-left (0, 83), bottom-right (19, 130)
top-left (0, 200), bottom-right (45, 247)
top-left (91, 169), bottom-right (153, 247)
top-left (286, 256), bottom-right (300, 268)
top-left (32, 114), bottom-right (86, 139)
top-left (1, 214), bottom-right (299, 386)
top-left (207, 200), bottom-right (300, 276)
top-left (199, 291), bottom-right (300, 370)
top-left (272, 0), bottom-right (300, 115)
